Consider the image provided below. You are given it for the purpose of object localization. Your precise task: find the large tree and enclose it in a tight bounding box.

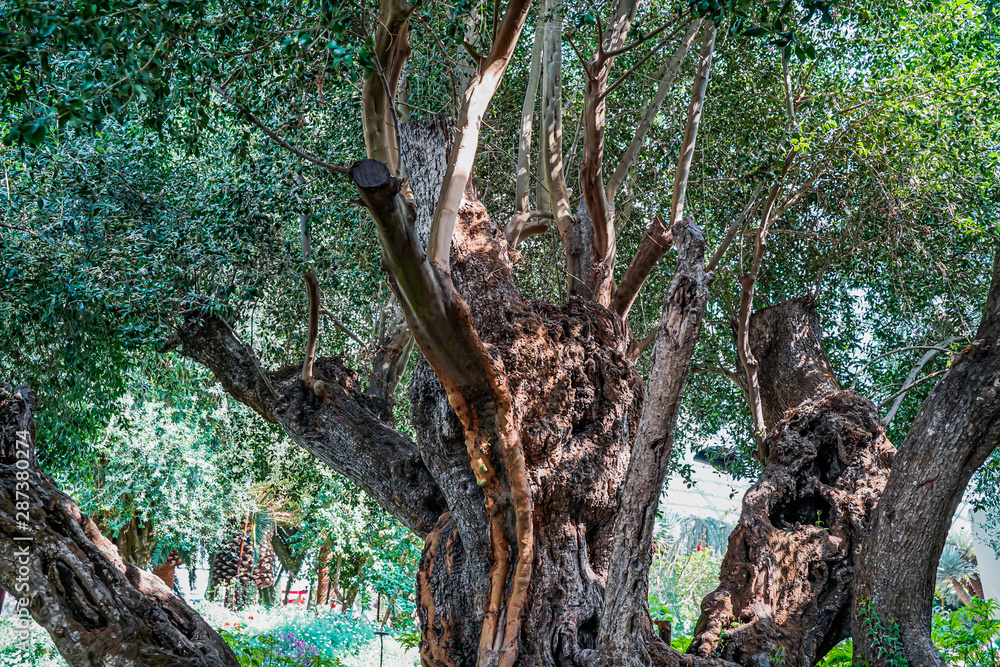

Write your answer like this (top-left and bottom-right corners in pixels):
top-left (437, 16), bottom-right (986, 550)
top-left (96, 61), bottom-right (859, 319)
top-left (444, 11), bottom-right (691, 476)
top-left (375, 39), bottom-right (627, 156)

top-left (0, 0), bottom-right (998, 666)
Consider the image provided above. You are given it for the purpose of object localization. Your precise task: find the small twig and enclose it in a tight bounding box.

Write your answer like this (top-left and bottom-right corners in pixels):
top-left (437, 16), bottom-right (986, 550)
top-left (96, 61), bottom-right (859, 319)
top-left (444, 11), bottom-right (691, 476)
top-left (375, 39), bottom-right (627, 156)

top-left (883, 336), bottom-right (964, 425)
top-left (628, 327), bottom-right (657, 361)
top-left (565, 33), bottom-right (593, 72)
top-left (463, 39), bottom-right (486, 64)
top-left (705, 182), bottom-right (765, 272)
top-left (211, 84), bottom-right (352, 174)
top-left (877, 369), bottom-right (949, 409)
top-left (849, 345), bottom-right (956, 390)
top-left (601, 22), bottom-right (691, 100)
top-left (604, 14), bottom-right (689, 58)
top-left (414, 15), bottom-right (460, 114)
top-left (0, 223), bottom-right (38, 236)
top-left (320, 309), bottom-right (366, 347)
top-left (691, 364), bottom-right (742, 385)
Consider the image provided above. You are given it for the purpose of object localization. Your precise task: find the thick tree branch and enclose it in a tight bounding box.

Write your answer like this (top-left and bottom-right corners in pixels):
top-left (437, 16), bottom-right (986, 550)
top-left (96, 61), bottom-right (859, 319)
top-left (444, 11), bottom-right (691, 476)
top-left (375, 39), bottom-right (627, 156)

top-left (611, 214), bottom-right (674, 319)
top-left (594, 218), bottom-right (710, 663)
top-left (426, 0), bottom-right (532, 268)
top-left (538, 5), bottom-right (574, 241)
top-left (296, 178), bottom-right (320, 385)
top-left (667, 20), bottom-right (717, 227)
top-left (505, 210), bottom-right (553, 247)
top-left (743, 295), bottom-right (840, 430)
top-left (0, 384), bottom-right (240, 667)
top-left (362, 0), bottom-right (412, 171)
top-left (573, 0), bottom-right (656, 305)
top-left (355, 115), bottom-right (536, 665)
top-left (171, 315), bottom-right (447, 537)
top-left (366, 326), bottom-right (415, 407)
top-left (605, 19), bottom-right (703, 202)
top-left (513, 26), bottom-right (544, 219)
top-left (732, 149), bottom-right (798, 460)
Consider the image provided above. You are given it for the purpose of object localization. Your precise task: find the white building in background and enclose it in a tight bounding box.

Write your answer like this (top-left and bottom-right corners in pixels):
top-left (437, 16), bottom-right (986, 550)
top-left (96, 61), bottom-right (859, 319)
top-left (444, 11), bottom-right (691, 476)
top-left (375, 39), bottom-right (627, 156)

top-left (664, 451), bottom-right (750, 523)
top-left (973, 510), bottom-right (1000, 605)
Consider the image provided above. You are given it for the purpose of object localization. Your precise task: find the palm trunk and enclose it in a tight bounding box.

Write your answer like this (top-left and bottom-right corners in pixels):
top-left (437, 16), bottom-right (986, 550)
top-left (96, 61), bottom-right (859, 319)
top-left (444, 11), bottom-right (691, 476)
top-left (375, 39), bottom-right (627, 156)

top-left (152, 559), bottom-right (177, 591)
top-left (968, 575), bottom-right (985, 600)
top-left (316, 542), bottom-right (332, 608)
top-left (950, 578), bottom-right (973, 605)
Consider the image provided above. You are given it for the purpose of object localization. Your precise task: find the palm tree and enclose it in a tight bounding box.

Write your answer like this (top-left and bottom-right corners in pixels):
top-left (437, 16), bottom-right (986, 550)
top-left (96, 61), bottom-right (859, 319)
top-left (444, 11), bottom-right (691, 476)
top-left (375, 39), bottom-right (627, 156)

top-left (937, 540), bottom-right (978, 606)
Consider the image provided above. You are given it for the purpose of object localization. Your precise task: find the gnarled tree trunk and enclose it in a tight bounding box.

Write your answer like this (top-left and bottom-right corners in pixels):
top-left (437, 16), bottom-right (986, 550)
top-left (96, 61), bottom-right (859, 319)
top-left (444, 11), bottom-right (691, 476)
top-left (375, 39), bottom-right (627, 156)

top-left (689, 296), bottom-right (895, 667)
top-left (853, 248), bottom-right (1000, 667)
top-left (0, 383), bottom-right (239, 667)
top-left (174, 116), bottom-right (719, 667)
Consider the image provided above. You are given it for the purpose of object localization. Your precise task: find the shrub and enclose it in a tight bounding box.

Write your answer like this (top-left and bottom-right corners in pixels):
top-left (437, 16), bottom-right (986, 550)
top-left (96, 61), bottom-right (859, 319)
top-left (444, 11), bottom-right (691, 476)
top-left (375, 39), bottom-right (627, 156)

top-left (220, 627), bottom-right (345, 667)
top-left (267, 612), bottom-right (374, 658)
top-left (932, 597), bottom-right (1000, 666)
top-left (0, 618), bottom-right (67, 667)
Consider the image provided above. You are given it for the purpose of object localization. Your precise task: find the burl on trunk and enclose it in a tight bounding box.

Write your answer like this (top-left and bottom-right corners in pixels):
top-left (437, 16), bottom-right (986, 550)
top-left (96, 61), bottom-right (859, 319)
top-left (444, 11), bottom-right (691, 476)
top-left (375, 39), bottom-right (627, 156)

top-left (403, 116), bottom-right (711, 665)
top-left (689, 296), bottom-right (895, 667)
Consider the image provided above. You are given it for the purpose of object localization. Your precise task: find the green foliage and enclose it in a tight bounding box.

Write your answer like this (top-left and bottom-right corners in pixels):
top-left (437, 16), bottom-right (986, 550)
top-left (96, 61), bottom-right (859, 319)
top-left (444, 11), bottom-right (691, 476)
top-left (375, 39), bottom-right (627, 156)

top-left (858, 599), bottom-right (909, 667)
top-left (671, 634), bottom-right (693, 653)
top-left (264, 615), bottom-right (374, 660)
top-left (816, 639), bottom-right (853, 667)
top-left (0, 618), bottom-right (67, 667)
top-left (935, 538), bottom-right (978, 608)
top-left (64, 390), bottom-right (268, 561)
top-left (395, 626), bottom-right (422, 652)
top-left (932, 597), bottom-right (1000, 666)
top-left (219, 627), bottom-right (347, 667)
top-left (648, 514), bottom-right (733, 634)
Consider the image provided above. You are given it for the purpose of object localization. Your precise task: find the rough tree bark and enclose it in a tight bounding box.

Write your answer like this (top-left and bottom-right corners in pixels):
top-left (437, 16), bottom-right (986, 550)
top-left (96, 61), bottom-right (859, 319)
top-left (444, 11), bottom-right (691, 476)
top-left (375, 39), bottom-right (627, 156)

top-left (688, 296), bottom-right (895, 667)
top-left (0, 383), bottom-right (239, 667)
top-left (853, 247), bottom-right (1000, 667)
top-left (171, 115), bottom-right (723, 666)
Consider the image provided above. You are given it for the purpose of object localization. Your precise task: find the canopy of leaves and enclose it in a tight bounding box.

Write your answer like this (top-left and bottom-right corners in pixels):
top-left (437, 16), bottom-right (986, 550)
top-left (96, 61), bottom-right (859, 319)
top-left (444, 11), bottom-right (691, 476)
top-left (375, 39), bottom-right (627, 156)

top-left (0, 0), bottom-right (997, 542)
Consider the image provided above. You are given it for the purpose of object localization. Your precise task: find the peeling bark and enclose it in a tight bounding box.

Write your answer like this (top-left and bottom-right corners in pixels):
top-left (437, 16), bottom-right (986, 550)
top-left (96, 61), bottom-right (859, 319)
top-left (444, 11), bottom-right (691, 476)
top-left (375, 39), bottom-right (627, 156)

top-left (0, 383), bottom-right (239, 667)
